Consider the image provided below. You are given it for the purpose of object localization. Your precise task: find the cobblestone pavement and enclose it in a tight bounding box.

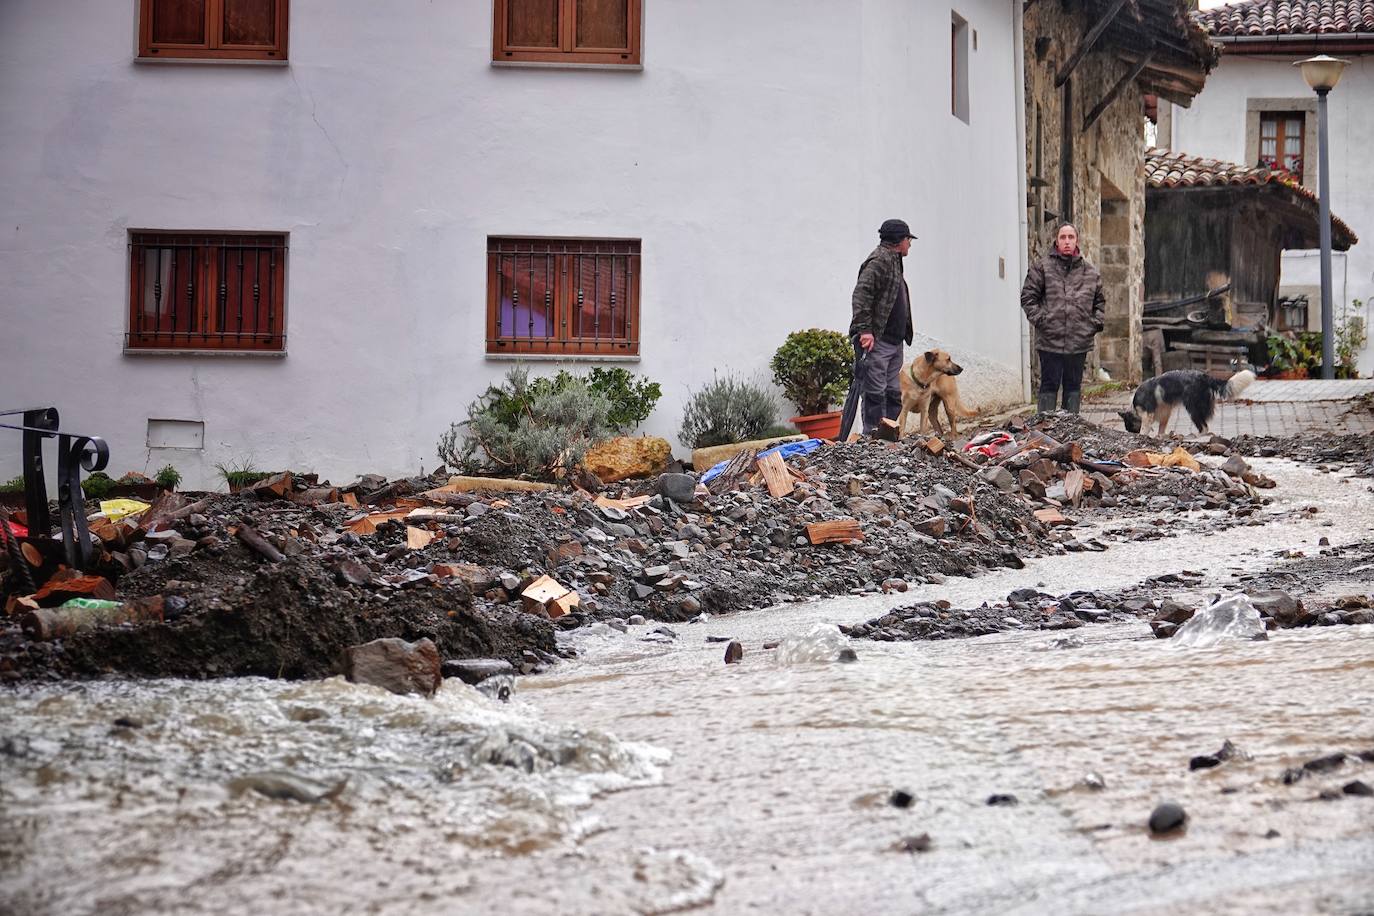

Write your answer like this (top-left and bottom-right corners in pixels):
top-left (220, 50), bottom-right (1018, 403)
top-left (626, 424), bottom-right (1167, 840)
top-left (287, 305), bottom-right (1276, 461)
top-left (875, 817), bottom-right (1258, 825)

top-left (1082, 379), bottom-right (1374, 438)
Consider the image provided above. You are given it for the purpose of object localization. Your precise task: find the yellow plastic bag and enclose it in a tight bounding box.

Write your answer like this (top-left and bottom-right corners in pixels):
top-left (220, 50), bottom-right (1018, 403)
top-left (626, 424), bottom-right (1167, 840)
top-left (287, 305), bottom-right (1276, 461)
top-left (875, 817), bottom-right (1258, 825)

top-left (99, 498), bottom-right (152, 522)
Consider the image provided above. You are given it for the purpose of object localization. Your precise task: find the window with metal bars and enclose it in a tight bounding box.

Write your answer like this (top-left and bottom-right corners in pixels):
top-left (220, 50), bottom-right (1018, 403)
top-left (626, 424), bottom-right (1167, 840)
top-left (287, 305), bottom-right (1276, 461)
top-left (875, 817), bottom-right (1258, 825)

top-left (139, 0), bottom-right (288, 61)
top-left (492, 0), bottom-right (641, 66)
top-left (487, 238), bottom-right (640, 356)
top-left (127, 232), bottom-right (287, 352)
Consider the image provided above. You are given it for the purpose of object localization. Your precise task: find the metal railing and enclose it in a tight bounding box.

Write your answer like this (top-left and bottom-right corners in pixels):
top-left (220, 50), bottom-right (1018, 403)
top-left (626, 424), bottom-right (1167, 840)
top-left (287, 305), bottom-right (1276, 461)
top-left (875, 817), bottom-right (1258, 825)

top-left (0, 407), bottom-right (109, 570)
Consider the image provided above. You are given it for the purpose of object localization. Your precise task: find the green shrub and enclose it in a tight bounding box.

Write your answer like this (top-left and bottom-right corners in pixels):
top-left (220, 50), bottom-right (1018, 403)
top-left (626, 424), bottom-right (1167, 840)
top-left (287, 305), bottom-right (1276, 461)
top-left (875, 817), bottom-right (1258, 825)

top-left (0, 475), bottom-right (24, 494)
top-left (770, 328), bottom-right (854, 416)
top-left (679, 374), bottom-right (779, 449)
top-left (437, 367), bottom-right (614, 479)
top-left (155, 464), bottom-right (183, 490)
top-left (82, 471), bottom-right (115, 499)
top-left (757, 423), bottom-right (800, 440)
top-left (215, 459), bottom-right (272, 490)
top-left (584, 366), bottom-right (662, 432)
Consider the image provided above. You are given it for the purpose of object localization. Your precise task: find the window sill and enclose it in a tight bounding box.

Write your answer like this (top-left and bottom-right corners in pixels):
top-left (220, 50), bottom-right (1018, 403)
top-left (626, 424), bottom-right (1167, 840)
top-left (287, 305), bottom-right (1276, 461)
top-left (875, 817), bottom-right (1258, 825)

top-left (491, 60), bottom-right (643, 72)
top-left (134, 56), bottom-right (289, 67)
top-left (123, 348), bottom-right (287, 358)
top-left (485, 352), bottom-right (640, 363)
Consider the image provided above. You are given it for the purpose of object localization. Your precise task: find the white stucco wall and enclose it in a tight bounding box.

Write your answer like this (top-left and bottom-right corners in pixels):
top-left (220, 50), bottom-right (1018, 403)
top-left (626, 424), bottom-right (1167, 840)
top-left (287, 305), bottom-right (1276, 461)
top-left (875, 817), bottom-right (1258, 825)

top-left (0, 0), bottom-right (1027, 490)
top-left (1170, 53), bottom-right (1374, 375)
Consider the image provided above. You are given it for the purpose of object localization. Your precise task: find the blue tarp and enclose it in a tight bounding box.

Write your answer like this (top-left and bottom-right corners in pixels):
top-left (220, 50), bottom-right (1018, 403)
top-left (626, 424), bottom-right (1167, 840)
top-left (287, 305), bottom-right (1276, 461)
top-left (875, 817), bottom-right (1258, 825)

top-left (699, 438), bottom-right (824, 484)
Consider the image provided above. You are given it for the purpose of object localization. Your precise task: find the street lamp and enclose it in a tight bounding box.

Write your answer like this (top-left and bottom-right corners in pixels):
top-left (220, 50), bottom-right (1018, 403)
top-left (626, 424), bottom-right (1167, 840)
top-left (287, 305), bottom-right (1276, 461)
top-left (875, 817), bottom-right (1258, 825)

top-left (1296, 54), bottom-right (1349, 380)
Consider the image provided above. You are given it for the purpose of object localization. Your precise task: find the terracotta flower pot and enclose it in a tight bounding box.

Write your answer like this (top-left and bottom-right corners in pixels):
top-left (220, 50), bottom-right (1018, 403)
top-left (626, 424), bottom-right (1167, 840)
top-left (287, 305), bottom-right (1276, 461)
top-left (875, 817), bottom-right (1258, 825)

top-left (1274, 368), bottom-right (1309, 380)
top-left (790, 411), bottom-right (843, 440)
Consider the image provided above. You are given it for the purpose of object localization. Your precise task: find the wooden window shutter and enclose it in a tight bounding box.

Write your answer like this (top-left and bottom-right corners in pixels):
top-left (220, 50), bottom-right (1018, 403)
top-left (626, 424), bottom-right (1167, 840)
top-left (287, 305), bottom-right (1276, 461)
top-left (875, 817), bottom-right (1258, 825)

top-left (504, 0), bottom-right (562, 49)
top-left (217, 0), bottom-right (285, 54)
top-left (493, 0), bottom-right (640, 65)
top-left (147, 0), bottom-right (211, 50)
top-left (140, 0), bottom-right (287, 60)
top-left (573, 0), bottom-right (631, 53)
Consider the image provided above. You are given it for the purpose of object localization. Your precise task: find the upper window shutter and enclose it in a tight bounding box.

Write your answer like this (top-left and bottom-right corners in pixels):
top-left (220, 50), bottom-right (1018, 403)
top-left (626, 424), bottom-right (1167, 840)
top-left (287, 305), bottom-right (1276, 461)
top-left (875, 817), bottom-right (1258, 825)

top-left (504, 0), bottom-right (562, 50)
top-left (218, 0), bottom-right (282, 51)
top-left (147, 0), bottom-right (210, 48)
top-left (573, 0), bottom-right (630, 53)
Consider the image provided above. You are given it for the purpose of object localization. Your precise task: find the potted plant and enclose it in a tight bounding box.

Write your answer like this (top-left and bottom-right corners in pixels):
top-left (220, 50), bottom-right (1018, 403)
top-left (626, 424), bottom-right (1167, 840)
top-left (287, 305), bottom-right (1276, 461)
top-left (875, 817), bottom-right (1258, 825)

top-left (1266, 333), bottom-right (1311, 379)
top-left (770, 329), bottom-right (854, 439)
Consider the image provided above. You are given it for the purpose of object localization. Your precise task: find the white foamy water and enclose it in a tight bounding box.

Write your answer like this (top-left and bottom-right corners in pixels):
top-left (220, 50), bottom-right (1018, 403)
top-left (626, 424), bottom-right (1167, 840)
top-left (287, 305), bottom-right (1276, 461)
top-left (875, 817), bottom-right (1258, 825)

top-left (2, 459), bottom-right (1372, 914)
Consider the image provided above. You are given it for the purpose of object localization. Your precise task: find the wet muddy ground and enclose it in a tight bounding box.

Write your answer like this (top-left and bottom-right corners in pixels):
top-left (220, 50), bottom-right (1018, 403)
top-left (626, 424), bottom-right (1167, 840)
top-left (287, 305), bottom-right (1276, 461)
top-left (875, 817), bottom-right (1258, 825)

top-left (2, 456), bottom-right (1372, 914)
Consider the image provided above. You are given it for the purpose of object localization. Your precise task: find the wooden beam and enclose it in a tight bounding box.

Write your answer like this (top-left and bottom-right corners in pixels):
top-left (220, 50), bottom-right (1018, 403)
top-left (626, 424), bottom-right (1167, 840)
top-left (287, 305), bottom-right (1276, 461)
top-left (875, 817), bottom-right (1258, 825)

top-left (1055, 0), bottom-right (1131, 88)
top-left (1082, 49), bottom-right (1155, 131)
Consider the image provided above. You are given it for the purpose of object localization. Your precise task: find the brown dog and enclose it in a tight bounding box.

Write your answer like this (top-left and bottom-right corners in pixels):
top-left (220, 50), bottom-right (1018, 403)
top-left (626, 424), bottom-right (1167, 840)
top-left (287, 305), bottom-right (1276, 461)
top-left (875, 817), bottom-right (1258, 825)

top-left (896, 349), bottom-right (978, 436)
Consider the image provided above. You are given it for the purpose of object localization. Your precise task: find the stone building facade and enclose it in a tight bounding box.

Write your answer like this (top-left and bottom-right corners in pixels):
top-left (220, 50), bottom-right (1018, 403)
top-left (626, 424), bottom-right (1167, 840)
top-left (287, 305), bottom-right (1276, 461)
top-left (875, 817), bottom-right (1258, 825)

top-left (1022, 0), bottom-right (1217, 384)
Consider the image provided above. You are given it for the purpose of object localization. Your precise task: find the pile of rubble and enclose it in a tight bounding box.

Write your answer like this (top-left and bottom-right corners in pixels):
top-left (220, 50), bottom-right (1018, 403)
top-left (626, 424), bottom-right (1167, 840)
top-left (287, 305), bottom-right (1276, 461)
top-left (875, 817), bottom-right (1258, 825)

top-left (846, 571), bottom-right (1373, 644)
top-left (0, 413), bottom-right (1287, 685)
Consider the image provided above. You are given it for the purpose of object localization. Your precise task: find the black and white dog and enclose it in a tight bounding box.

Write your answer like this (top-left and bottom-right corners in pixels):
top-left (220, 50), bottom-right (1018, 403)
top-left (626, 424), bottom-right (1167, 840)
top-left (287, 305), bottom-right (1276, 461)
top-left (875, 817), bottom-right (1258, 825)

top-left (1119, 369), bottom-right (1256, 436)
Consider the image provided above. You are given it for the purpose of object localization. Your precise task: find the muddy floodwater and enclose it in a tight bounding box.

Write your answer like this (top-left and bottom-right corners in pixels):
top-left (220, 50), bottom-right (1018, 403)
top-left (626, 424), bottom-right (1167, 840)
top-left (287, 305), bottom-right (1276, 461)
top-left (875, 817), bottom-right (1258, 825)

top-left (3, 459), bottom-right (1373, 915)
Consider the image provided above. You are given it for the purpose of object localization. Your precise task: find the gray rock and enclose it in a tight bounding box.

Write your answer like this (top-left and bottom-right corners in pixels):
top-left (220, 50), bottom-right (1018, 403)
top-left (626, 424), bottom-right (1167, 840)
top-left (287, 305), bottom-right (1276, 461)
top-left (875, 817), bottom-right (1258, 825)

top-left (1245, 588), bottom-right (1303, 627)
top-left (466, 502), bottom-right (490, 518)
top-left (441, 658), bottom-right (515, 685)
top-left (641, 564), bottom-right (671, 582)
top-left (656, 473), bottom-right (698, 504)
top-left (627, 614), bottom-right (646, 626)
top-left (344, 637), bottom-right (442, 697)
top-left (979, 466), bottom-right (1017, 492)
top-left (228, 770), bottom-right (347, 804)
top-left (337, 558), bottom-right (372, 586)
top-left (1148, 801), bottom-right (1187, 834)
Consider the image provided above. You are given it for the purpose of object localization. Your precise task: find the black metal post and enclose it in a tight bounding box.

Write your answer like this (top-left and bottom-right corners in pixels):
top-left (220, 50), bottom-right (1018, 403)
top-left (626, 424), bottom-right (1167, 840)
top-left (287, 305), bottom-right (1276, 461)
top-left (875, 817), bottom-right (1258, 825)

top-left (1316, 86), bottom-right (1335, 380)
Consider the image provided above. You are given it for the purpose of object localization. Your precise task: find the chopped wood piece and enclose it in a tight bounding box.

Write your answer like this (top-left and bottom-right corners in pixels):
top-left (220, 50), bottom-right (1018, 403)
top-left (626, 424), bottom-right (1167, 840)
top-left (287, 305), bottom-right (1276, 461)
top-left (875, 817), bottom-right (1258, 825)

top-left (1042, 442), bottom-right (1084, 464)
top-left (806, 519), bottom-right (864, 544)
top-left (707, 448), bottom-right (756, 495)
top-left (594, 494), bottom-right (651, 511)
top-left (244, 471), bottom-right (294, 499)
top-left (405, 526), bottom-right (436, 550)
top-left (757, 451), bottom-right (795, 498)
top-left (520, 574), bottom-right (578, 619)
top-left (875, 417), bottom-right (901, 442)
top-left (33, 574), bottom-right (116, 606)
top-left (345, 509), bottom-right (410, 535)
top-left (550, 592), bottom-right (580, 619)
top-left (342, 492), bottom-right (359, 507)
top-left (20, 542), bottom-right (43, 567)
top-left (291, 487), bottom-right (340, 506)
top-left (236, 525), bottom-right (284, 562)
top-left (1064, 469), bottom-right (1086, 507)
top-left (921, 436), bottom-right (945, 455)
top-left (1033, 508), bottom-right (1075, 527)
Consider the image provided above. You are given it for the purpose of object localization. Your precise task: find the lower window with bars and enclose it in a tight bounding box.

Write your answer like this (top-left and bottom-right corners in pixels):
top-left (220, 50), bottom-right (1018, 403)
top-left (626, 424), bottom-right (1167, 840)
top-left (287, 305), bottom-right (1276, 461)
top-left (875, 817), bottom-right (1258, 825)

top-left (487, 237), bottom-right (640, 356)
top-left (127, 232), bottom-right (287, 352)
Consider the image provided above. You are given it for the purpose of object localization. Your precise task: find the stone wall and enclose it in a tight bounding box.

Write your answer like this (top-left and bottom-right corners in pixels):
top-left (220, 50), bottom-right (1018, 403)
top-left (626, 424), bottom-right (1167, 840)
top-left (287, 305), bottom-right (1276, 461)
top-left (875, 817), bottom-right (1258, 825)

top-left (1024, 0), bottom-right (1147, 384)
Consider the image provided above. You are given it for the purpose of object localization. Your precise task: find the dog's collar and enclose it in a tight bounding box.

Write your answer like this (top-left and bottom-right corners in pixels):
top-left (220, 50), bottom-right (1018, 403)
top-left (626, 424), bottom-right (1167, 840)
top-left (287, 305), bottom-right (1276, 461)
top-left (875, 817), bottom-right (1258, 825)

top-left (907, 363), bottom-right (931, 389)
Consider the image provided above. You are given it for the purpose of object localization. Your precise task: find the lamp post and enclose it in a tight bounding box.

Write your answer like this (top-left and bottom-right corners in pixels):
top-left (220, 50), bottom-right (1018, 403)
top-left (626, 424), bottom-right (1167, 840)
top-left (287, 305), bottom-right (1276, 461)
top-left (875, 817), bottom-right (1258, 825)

top-left (1296, 54), bottom-right (1348, 380)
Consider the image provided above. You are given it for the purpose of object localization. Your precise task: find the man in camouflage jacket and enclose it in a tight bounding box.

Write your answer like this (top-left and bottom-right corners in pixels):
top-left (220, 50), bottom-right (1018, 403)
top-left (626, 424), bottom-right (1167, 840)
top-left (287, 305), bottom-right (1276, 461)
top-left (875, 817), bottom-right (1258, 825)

top-left (849, 219), bottom-right (916, 435)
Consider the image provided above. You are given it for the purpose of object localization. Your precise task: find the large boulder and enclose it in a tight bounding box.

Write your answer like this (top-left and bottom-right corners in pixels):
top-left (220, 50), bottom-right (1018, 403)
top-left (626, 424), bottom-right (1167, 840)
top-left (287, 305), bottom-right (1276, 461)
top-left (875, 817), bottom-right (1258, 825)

top-left (344, 637), bottom-right (442, 696)
top-left (583, 436), bottom-right (673, 483)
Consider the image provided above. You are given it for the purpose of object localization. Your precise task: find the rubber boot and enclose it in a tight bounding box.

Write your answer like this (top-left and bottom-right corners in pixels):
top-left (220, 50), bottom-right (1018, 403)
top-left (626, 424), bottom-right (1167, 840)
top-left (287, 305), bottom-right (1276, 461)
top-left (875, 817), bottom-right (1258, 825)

top-left (1036, 391), bottom-right (1058, 414)
top-left (1064, 392), bottom-right (1082, 415)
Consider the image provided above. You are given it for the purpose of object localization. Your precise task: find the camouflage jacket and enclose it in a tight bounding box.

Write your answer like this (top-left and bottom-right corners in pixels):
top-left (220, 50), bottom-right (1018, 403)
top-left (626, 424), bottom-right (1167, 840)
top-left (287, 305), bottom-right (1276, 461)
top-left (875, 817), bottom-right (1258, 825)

top-left (1020, 250), bottom-right (1105, 355)
top-left (848, 244), bottom-right (913, 345)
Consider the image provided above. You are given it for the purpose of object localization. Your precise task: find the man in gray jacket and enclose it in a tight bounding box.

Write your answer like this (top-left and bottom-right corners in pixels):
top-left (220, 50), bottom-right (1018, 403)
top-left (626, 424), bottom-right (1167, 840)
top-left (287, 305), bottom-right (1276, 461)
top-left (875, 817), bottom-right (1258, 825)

top-left (849, 218), bottom-right (916, 435)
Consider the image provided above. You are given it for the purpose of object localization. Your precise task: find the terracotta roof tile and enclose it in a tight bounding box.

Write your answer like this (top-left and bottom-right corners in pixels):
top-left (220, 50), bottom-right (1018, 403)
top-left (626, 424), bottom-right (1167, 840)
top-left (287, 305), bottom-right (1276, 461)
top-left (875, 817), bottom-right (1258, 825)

top-left (1145, 148), bottom-right (1358, 244)
top-left (1195, 0), bottom-right (1374, 37)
